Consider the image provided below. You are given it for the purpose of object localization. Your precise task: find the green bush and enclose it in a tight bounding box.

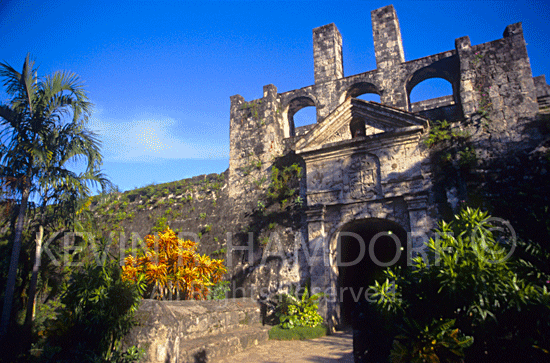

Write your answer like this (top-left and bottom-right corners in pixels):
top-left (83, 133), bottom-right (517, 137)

top-left (369, 208), bottom-right (550, 362)
top-left (46, 254), bottom-right (144, 361)
top-left (274, 286), bottom-right (324, 329)
top-left (206, 280), bottom-right (230, 300)
top-left (267, 163), bottom-right (302, 206)
top-left (390, 318), bottom-right (473, 363)
top-left (424, 120), bottom-right (469, 148)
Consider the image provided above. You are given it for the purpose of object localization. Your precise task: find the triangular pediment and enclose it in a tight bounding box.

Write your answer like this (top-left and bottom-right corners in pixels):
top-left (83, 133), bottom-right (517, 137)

top-left (295, 98), bottom-right (428, 153)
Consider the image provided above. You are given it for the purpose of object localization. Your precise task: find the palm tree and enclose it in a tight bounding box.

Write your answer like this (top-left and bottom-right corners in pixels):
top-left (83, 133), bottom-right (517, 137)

top-left (0, 54), bottom-right (104, 338)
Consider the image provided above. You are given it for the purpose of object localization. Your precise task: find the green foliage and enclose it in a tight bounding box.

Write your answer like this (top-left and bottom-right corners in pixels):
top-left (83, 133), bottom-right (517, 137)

top-left (424, 120), bottom-right (469, 148)
top-left (257, 200), bottom-right (266, 213)
top-left (206, 280), bottom-right (230, 300)
top-left (274, 286), bottom-right (324, 329)
top-left (152, 217), bottom-right (168, 233)
top-left (211, 247), bottom-right (226, 256)
top-left (369, 208), bottom-right (550, 361)
top-left (51, 256), bottom-right (144, 361)
top-left (268, 324), bottom-right (327, 340)
top-left (0, 53), bottom-right (107, 338)
top-left (253, 176), bottom-right (267, 189)
top-left (239, 156), bottom-right (262, 176)
top-left (472, 52), bottom-right (492, 120)
top-left (199, 212), bottom-right (206, 220)
top-left (239, 101), bottom-right (263, 125)
top-left (457, 146), bottom-right (477, 168)
top-left (390, 318), bottom-right (473, 363)
top-left (267, 163), bottom-right (302, 205)
top-left (203, 224), bottom-right (212, 233)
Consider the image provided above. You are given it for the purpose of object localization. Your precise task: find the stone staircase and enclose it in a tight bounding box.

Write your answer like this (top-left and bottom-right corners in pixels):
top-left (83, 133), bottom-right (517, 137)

top-left (123, 298), bottom-right (270, 363)
top-left (538, 95), bottom-right (550, 112)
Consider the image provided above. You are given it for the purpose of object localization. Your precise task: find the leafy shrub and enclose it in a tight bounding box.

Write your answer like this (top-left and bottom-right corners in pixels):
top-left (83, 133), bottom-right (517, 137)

top-left (152, 216), bottom-right (168, 232)
top-left (368, 208), bottom-right (550, 362)
top-left (424, 120), bottom-right (469, 148)
top-left (275, 286), bottom-right (324, 329)
top-left (457, 146), bottom-right (477, 168)
top-left (267, 163), bottom-right (302, 206)
top-left (48, 255), bottom-right (144, 361)
top-left (122, 227), bottom-right (226, 300)
top-left (207, 280), bottom-right (230, 300)
top-left (390, 318), bottom-right (473, 363)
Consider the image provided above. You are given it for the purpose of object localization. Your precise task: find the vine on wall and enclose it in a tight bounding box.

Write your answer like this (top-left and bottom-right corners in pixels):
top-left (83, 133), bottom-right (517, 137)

top-left (472, 52), bottom-right (492, 122)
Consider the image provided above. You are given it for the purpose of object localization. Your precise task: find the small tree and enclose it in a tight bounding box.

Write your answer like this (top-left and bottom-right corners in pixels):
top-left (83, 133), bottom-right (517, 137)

top-left (122, 227), bottom-right (226, 300)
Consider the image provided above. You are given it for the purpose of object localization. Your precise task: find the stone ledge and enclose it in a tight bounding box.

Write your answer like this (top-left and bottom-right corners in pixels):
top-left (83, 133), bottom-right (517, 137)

top-left (123, 298), bottom-right (268, 363)
top-left (176, 324), bottom-right (270, 363)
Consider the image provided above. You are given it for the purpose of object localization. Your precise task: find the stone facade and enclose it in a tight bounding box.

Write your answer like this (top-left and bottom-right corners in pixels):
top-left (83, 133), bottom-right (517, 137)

top-left (227, 5), bottom-right (549, 328)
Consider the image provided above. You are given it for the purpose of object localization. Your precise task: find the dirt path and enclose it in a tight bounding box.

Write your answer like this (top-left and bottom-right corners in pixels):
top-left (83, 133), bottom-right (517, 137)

top-left (215, 330), bottom-right (354, 363)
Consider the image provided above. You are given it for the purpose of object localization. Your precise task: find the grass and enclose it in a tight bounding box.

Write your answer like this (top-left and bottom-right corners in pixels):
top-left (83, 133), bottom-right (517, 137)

top-left (268, 324), bottom-right (327, 341)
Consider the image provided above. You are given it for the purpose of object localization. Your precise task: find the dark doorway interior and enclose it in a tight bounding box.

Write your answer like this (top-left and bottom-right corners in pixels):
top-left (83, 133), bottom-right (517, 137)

top-left (337, 218), bottom-right (407, 325)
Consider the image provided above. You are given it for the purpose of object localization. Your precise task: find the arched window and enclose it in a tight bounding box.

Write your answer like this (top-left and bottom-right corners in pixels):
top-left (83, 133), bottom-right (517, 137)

top-left (293, 106), bottom-right (316, 128)
top-left (285, 96), bottom-right (316, 137)
top-left (409, 77), bottom-right (453, 104)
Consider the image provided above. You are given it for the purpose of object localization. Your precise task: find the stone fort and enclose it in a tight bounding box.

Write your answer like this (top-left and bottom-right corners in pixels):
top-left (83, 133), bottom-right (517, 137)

top-left (226, 4), bottom-right (550, 327)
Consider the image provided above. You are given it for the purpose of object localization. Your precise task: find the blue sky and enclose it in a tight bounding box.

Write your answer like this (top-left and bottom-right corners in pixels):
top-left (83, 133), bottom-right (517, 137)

top-left (1, 0), bottom-right (549, 192)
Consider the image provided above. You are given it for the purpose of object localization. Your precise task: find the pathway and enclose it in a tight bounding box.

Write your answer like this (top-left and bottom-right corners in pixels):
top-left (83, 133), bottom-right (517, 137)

top-left (215, 329), bottom-right (354, 363)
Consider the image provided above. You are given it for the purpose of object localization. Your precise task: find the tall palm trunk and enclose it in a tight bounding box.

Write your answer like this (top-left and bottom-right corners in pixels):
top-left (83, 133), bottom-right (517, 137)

top-left (24, 225), bottom-right (43, 328)
top-left (24, 194), bottom-right (50, 329)
top-left (0, 186), bottom-right (30, 338)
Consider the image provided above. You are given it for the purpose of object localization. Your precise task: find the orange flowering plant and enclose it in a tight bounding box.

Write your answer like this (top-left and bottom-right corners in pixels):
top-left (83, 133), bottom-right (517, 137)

top-left (122, 227), bottom-right (226, 300)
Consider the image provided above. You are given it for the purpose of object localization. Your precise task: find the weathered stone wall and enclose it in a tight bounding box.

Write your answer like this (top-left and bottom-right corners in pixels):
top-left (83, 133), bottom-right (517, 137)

top-left (224, 4), bottom-right (550, 326)
top-left (123, 298), bottom-right (266, 363)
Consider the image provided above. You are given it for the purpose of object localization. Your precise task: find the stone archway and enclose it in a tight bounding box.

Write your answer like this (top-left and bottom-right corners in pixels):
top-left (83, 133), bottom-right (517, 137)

top-left (335, 218), bottom-right (408, 325)
top-left (284, 96), bottom-right (317, 137)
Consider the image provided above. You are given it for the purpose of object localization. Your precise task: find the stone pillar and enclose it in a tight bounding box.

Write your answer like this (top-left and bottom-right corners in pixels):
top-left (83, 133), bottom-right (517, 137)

top-left (371, 5), bottom-right (405, 71)
top-left (305, 206), bottom-right (331, 321)
top-left (312, 23), bottom-right (344, 121)
top-left (455, 36), bottom-right (476, 118)
top-left (371, 5), bottom-right (407, 109)
top-left (313, 23), bottom-right (344, 85)
top-left (501, 23), bottom-right (538, 120)
top-left (405, 195), bottom-right (430, 256)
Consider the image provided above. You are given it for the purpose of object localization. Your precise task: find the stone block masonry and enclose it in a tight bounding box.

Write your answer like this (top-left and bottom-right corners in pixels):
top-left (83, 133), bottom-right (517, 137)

top-left (226, 4), bottom-right (549, 327)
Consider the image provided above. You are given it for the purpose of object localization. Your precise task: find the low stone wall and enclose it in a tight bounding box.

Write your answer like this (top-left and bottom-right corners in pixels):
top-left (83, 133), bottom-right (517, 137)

top-left (123, 298), bottom-right (266, 363)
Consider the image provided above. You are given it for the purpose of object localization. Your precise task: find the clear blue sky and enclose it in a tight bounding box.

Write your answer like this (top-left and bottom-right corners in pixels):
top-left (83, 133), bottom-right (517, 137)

top-left (2, 0), bottom-right (549, 192)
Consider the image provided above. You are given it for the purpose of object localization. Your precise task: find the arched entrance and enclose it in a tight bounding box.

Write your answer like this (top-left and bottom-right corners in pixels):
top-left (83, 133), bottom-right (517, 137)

top-left (336, 218), bottom-right (407, 325)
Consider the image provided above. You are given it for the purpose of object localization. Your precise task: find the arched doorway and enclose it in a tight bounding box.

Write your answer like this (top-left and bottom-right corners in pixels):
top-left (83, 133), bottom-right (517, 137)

top-left (336, 218), bottom-right (407, 325)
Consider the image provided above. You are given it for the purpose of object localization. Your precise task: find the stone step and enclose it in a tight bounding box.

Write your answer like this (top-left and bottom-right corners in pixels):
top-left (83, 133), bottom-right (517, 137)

top-left (123, 298), bottom-right (270, 363)
top-left (175, 324), bottom-right (270, 363)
